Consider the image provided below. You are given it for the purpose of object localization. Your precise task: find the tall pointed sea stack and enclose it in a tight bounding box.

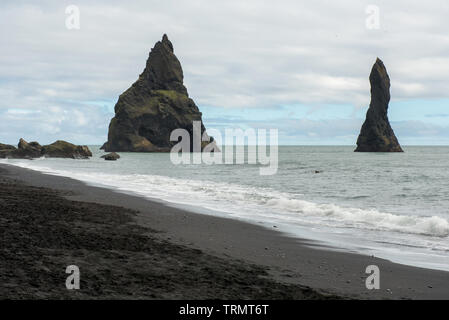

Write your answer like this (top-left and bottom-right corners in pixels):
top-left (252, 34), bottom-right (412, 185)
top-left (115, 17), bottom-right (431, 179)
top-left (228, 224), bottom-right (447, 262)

top-left (355, 58), bottom-right (403, 152)
top-left (102, 34), bottom-right (214, 152)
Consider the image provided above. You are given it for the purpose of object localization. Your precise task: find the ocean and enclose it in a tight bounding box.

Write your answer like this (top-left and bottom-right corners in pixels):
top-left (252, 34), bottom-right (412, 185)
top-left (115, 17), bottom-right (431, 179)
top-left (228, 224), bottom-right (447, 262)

top-left (2, 146), bottom-right (448, 271)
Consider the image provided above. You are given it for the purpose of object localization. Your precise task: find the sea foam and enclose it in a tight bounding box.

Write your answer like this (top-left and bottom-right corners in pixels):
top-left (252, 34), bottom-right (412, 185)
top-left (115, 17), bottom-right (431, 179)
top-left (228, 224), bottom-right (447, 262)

top-left (5, 159), bottom-right (449, 238)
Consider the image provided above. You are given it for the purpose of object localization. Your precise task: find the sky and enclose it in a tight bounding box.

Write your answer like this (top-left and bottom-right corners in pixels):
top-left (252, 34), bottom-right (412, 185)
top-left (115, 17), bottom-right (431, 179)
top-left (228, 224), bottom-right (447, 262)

top-left (1, 0), bottom-right (449, 145)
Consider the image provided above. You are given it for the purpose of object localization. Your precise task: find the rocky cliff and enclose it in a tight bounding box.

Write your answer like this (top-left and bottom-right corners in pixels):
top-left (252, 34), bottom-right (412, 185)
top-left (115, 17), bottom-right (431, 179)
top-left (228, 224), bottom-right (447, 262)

top-left (102, 34), bottom-right (215, 152)
top-left (355, 58), bottom-right (403, 152)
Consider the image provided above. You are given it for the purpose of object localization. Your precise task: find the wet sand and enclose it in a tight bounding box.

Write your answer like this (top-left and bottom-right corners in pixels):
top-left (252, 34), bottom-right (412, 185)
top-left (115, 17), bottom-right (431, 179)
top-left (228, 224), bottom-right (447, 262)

top-left (1, 164), bottom-right (448, 299)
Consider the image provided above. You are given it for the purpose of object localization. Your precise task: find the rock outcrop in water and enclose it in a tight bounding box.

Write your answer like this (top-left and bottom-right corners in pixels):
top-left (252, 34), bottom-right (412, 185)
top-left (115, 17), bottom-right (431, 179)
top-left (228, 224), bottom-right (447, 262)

top-left (355, 58), bottom-right (403, 152)
top-left (101, 152), bottom-right (120, 161)
top-left (0, 139), bottom-right (92, 159)
top-left (102, 34), bottom-right (216, 152)
top-left (41, 140), bottom-right (92, 159)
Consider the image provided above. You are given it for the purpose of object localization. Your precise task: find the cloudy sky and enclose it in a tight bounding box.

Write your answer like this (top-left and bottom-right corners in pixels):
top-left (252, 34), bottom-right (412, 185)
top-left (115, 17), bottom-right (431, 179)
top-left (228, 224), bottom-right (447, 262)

top-left (1, 0), bottom-right (449, 145)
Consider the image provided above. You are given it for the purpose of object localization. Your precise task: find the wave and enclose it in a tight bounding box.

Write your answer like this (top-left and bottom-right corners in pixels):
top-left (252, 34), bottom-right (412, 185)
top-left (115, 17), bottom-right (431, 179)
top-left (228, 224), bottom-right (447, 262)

top-left (264, 197), bottom-right (449, 237)
top-left (3, 159), bottom-right (449, 239)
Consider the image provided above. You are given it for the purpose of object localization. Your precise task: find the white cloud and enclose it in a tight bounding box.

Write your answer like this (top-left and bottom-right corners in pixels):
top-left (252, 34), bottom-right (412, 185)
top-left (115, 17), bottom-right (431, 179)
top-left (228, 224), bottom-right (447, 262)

top-left (1, 0), bottom-right (449, 144)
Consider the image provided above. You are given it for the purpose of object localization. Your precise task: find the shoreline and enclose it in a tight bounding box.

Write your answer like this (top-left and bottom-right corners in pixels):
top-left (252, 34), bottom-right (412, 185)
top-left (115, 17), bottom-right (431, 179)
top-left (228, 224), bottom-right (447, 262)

top-left (1, 163), bottom-right (448, 299)
top-left (0, 164), bottom-right (332, 300)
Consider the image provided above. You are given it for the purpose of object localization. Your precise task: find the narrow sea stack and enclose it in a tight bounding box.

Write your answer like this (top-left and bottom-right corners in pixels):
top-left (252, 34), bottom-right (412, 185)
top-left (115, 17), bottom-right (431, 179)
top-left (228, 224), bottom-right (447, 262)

top-left (355, 58), bottom-right (403, 152)
top-left (102, 34), bottom-right (216, 152)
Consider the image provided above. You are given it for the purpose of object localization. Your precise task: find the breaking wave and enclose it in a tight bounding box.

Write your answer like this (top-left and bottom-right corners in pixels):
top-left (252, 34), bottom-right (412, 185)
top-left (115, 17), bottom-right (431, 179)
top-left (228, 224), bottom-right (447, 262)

top-left (4, 160), bottom-right (449, 238)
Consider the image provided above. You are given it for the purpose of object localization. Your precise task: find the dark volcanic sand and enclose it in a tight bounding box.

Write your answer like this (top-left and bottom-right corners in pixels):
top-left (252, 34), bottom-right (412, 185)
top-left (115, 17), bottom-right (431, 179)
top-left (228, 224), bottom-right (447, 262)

top-left (0, 166), bottom-right (334, 299)
top-left (1, 164), bottom-right (448, 300)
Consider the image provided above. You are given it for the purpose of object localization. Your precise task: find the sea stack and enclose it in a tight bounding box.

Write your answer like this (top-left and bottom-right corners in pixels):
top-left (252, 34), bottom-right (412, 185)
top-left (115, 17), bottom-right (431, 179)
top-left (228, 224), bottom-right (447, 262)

top-left (355, 58), bottom-right (403, 152)
top-left (102, 34), bottom-right (215, 152)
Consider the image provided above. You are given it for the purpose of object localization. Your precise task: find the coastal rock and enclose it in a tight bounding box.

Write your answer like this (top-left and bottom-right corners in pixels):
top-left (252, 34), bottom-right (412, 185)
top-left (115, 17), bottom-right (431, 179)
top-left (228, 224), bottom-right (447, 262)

top-left (102, 34), bottom-right (216, 152)
top-left (41, 140), bottom-right (92, 159)
top-left (0, 139), bottom-right (42, 159)
top-left (0, 139), bottom-right (92, 159)
top-left (0, 143), bottom-right (17, 158)
top-left (355, 58), bottom-right (403, 152)
top-left (101, 152), bottom-right (120, 161)
top-left (17, 139), bottom-right (42, 158)
top-left (0, 143), bottom-right (16, 150)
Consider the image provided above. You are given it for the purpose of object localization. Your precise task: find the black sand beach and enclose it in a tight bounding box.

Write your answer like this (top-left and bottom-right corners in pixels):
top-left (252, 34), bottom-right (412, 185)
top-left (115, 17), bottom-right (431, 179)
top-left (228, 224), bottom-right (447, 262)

top-left (1, 164), bottom-right (448, 300)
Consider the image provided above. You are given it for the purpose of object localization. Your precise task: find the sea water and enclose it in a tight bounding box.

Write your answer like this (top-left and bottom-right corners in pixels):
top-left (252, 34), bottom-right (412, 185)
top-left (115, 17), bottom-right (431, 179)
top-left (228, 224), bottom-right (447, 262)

top-left (2, 146), bottom-right (448, 271)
